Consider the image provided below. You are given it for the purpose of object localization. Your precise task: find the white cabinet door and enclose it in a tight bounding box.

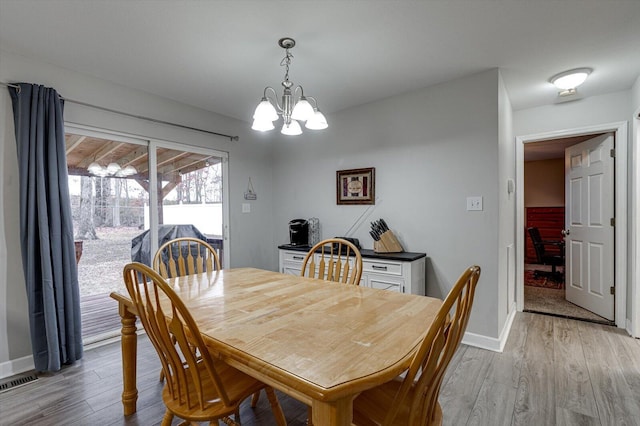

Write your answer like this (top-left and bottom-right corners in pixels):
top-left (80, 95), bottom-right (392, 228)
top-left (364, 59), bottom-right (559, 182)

top-left (280, 250), bottom-right (307, 275)
top-left (362, 259), bottom-right (404, 292)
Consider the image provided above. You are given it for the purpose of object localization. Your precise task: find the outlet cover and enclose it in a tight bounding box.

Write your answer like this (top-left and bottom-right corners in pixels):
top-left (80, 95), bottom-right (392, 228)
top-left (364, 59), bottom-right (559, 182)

top-left (242, 203), bottom-right (251, 213)
top-left (466, 196), bottom-right (483, 211)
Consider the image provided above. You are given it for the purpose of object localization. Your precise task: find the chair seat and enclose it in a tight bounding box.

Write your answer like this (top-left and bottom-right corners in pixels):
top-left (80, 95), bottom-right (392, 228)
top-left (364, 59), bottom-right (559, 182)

top-left (353, 378), bottom-right (443, 426)
top-left (541, 254), bottom-right (563, 266)
top-left (162, 358), bottom-right (264, 422)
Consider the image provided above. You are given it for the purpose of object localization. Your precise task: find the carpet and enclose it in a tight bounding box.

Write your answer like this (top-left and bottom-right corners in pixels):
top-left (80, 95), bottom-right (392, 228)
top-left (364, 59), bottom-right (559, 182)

top-left (523, 286), bottom-right (613, 325)
top-left (524, 270), bottom-right (564, 290)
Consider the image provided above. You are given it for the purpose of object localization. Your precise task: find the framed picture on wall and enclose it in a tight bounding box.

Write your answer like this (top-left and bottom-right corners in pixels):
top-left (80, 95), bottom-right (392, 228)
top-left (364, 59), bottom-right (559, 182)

top-left (336, 167), bottom-right (375, 205)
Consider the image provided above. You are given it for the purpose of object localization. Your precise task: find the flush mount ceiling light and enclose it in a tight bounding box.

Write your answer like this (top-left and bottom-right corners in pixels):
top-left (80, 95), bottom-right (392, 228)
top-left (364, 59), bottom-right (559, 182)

top-left (87, 161), bottom-right (137, 177)
top-left (549, 68), bottom-right (592, 97)
top-left (252, 37), bottom-right (328, 136)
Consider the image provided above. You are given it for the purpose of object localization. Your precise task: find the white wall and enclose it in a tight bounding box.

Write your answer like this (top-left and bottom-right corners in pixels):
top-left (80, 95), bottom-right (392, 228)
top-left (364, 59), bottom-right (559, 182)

top-left (524, 159), bottom-right (564, 207)
top-left (0, 83), bottom-right (32, 374)
top-left (273, 69), bottom-right (503, 340)
top-left (632, 75), bottom-right (640, 112)
top-left (497, 72), bottom-right (516, 336)
top-left (513, 90), bottom-right (630, 135)
top-left (0, 50), bottom-right (277, 373)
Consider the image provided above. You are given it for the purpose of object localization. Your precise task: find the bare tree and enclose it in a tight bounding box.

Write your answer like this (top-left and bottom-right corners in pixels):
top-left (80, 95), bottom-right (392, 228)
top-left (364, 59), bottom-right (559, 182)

top-left (194, 169), bottom-right (204, 203)
top-left (76, 176), bottom-right (97, 240)
top-left (94, 177), bottom-right (111, 226)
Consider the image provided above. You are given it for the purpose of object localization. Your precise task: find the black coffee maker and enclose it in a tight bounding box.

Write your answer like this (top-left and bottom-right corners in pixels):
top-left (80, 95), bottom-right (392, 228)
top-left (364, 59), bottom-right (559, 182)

top-left (289, 219), bottom-right (309, 246)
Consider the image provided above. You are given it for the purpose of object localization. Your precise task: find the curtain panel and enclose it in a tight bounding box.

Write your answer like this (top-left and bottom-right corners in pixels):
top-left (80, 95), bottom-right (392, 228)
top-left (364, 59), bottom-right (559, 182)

top-left (9, 83), bottom-right (83, 372)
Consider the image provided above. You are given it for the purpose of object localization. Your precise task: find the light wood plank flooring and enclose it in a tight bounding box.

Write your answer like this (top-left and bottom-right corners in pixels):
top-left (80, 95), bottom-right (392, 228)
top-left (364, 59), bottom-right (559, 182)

top-left (1, 312), bottom-right (639, 425)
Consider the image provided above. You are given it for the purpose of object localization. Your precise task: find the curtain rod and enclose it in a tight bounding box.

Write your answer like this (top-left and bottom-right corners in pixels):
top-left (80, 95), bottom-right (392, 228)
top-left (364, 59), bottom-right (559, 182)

top-left (0, 81), bottom-right (239, 141)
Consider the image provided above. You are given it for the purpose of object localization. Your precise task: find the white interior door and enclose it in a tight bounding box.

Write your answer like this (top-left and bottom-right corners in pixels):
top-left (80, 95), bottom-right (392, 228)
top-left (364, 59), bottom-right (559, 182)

top-left (565, 134), bottom-right (614, 320)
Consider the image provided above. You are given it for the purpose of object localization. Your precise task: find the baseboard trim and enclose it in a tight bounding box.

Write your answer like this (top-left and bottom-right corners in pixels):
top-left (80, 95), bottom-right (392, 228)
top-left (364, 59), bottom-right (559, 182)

top-left (462, 304), bottom-right (517, 353)
top-left (0, 355), bottom-right (35, 380)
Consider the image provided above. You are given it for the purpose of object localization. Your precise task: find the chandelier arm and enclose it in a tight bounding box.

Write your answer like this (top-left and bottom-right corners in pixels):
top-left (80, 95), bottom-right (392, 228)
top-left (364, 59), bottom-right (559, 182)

top-left (263, 86), bottom-right (283, 113)
top-left (293, 85), bottom-right (305, 99)
top-left (306, 96), bottom-right (318, 108)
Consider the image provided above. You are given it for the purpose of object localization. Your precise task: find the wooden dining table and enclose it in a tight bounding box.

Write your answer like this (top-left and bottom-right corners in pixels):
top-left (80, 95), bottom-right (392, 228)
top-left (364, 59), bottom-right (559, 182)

top-left (110, 267), bottom-right (442, 426)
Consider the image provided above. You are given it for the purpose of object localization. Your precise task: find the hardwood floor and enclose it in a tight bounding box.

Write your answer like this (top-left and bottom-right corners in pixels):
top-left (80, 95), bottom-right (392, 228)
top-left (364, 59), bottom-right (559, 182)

top-left (1, 312), bottom-right (639, 425)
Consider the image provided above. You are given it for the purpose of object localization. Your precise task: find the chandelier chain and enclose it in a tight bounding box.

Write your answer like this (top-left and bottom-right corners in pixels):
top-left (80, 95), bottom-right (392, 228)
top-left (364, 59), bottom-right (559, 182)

top-left (280, 48), bottom-right (294, 83)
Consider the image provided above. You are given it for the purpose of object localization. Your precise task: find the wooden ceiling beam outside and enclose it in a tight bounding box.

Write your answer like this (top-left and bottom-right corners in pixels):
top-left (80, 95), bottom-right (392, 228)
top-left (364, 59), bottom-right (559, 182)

top-left (157, 150), bottom-right (190, 167)
top-left (65, 132), bottom-right (219, 185)
top-left (118, 147), bottom-right (149, 168)
top-left (65, 135), bottom-right (86, 155)
top-left (134, 150), bottom-right (190, 174)
top-left (158, 155), bottom-right (221, 177)
top-left (134, 175), bottom-right (181, 201)
top-left (159, 158), bottom-right (202, 176)
top-left (77, 140), bottom-right (126, 168)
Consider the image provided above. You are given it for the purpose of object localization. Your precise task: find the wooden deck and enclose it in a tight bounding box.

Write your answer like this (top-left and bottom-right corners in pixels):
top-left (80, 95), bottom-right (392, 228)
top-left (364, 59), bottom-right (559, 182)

top-left (80, 293), bottom-right (122, 342)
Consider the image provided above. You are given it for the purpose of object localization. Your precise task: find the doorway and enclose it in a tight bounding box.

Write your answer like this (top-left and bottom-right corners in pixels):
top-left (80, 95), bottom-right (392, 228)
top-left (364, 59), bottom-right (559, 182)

top-left (516, 122), bottom-right (628, 328)
top-left (522, 133), bottom-right (613, 324)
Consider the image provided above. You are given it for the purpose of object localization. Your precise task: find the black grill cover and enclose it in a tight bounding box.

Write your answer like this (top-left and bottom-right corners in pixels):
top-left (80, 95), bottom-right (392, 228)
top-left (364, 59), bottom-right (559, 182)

top-left (131, 224), bottom-right (207, 267)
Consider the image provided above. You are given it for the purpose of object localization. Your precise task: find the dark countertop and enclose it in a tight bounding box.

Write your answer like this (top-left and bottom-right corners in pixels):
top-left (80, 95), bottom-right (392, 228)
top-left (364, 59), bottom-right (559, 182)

top-left (278, 244), bottom-right (426, 262)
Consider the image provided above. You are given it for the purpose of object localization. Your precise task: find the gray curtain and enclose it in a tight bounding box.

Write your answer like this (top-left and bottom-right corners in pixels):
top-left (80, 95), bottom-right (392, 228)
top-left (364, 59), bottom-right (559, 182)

top-left (9, 83), bottom-right (83, 372)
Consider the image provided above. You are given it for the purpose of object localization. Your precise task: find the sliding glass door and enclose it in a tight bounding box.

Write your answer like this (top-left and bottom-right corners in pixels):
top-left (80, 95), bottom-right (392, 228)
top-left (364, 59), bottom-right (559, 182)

top-left (65, 124), bottom-right (229, 343)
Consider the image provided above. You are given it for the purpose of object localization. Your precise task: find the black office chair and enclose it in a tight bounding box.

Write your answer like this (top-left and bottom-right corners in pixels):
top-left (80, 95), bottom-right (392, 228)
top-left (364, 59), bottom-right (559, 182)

top-left (527, 227), bottom-right (564, 281)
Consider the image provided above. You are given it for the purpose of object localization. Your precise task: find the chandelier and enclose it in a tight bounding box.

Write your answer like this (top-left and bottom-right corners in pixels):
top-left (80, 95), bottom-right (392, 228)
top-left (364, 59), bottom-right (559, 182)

top-left (88, 161), bottom-right (137, 177)
top-left (252, 37), bottom-right (328, 136)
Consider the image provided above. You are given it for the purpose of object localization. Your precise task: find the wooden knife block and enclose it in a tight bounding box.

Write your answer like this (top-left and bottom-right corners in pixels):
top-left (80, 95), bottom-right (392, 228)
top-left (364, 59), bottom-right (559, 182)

top-left (374, 230), bottom-right (404, 253)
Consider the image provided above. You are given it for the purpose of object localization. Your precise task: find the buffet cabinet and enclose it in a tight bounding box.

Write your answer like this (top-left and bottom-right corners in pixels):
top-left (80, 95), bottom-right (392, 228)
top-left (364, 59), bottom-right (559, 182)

top-left (278, 246), bottom-right (427, 295)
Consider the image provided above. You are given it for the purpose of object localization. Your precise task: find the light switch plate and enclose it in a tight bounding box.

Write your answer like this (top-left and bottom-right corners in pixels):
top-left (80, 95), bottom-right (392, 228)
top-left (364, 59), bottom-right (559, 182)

top-left (242, 203), bottom-right (251, 213)
top-left (466, 196), bottom-right (483, 211)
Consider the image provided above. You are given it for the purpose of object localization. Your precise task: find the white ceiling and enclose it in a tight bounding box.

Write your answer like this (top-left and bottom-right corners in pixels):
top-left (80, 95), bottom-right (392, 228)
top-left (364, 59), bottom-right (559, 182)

top-left (1, 1), bottom-right (639, 122)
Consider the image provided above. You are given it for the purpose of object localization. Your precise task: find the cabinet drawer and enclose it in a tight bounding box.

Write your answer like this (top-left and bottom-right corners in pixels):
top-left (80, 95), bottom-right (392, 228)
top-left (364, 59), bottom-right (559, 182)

top-left (368, 276), bottom-right (403, 292)
top-left (363, 260), bottom-right (402, 276)
top-left (282, 251), bottom-right (308, 263)
top-left (282, 265), bottom-right (302, 276)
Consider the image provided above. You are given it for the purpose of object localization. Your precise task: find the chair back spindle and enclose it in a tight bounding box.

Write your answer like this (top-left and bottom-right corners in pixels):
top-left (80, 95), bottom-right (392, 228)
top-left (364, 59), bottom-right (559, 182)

top-left (153, 237), bottom-right (221, 279)
top-left (301, 238), bottom-right (363, 285)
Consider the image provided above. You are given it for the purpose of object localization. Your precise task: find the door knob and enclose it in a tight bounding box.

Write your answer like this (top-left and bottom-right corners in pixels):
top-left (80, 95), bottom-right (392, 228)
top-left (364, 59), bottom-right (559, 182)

top-left (561, 229), bottom-right (570, 236)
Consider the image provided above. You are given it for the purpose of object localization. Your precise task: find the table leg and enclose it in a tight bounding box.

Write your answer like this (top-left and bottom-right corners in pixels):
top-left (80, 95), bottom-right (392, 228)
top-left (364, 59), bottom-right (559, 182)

top-left (118, 302), bottom-right (138, 415)
top-left (312, 397), bottom-right (353, 426)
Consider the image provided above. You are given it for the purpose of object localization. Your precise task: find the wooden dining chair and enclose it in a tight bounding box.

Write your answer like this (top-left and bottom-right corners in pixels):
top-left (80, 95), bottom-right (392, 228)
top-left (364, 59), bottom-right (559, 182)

top-left (152, 237), bottom-right (222, 382)
top-left (153, 237), bottom-right (221, 279)
top-left (123, 262), bottom-right (287, 426)
top-left (352, 265), bottom-right (481, 426)
top-left (300, 238), bottom-right (363, 285)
